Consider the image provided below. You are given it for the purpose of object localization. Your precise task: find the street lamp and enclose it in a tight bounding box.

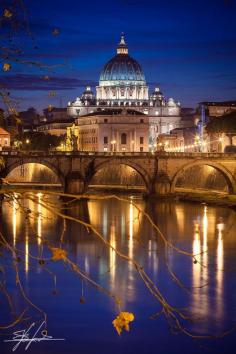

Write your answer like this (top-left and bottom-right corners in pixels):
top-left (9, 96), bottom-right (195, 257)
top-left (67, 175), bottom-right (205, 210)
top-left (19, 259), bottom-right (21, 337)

top-left (25, 139), bottom-right (30, 150)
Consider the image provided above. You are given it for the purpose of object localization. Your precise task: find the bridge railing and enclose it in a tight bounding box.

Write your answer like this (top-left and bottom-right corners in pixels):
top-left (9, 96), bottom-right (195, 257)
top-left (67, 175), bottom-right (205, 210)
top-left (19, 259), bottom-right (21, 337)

top-left (1, 150), bottom-right (236, 158)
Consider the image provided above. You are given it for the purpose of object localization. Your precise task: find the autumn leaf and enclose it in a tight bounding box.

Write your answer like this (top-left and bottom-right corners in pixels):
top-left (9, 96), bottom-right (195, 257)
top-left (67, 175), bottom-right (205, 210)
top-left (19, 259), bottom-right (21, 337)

top-left (50, 247), bottom-right (68, 261)
top-left (49, 91), bottom-right (56, 97)
top-left (3, 63), bottom-right (11, 72)
top-left (9, 108), bottom-right (18, 115)
top-left (112, 312), bottom-right (134, 335)
top-left (52, 28), bottom-right (60, 36)
top-left (80, 296), bottom-right (86, 304)
top-left (15, 118), bottom-right (22, 125)
top-left (3, 9), bottom-right (13, 18)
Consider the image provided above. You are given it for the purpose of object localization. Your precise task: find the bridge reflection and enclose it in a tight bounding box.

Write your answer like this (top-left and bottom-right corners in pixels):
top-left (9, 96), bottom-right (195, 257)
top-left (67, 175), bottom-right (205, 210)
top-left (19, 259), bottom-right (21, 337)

top-left (0, 194), bottom-right (234, 321)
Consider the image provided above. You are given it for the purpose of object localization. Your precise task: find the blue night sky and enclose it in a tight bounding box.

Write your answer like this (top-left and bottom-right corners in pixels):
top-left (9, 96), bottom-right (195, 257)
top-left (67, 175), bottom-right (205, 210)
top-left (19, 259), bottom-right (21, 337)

top-left (1, 0), bottom-right (236, 112)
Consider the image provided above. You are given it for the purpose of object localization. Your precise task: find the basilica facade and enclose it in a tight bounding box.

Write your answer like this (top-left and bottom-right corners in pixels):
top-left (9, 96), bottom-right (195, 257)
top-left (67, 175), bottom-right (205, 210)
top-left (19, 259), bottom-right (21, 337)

top-left (67, 35), bottom-right (182, 151)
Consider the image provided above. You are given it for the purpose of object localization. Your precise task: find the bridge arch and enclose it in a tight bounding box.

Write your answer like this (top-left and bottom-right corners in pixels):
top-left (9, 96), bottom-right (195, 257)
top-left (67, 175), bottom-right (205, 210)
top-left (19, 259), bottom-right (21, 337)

top-left (87, 158), bottom-right (152, 192)
top-left (3, 159), bottom-right (65, 187)
top-left (171, 160), bottom-right (236, 194)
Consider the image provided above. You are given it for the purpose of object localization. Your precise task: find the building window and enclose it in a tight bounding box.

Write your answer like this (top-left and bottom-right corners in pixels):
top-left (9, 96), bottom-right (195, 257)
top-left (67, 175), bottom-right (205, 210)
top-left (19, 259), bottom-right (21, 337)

top-left (140, 147), bottom-right (143, 152)
top-left (140, 119), bottom-right (144, 123)
top-left (121, 133), bottom-right (127, 145)
top-left (140, 137), bottom-right (144, 144)
top-left (104, 136), bottom-right (108, 144)
top-left (104, 119), bottom-right (108, 123)
top-left (104, 147), bottom-right (108, 152)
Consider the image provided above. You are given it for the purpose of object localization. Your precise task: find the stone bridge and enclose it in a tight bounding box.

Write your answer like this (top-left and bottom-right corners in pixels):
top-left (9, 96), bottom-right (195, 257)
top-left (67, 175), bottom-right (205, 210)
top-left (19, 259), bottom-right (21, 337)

top-left (1, 151), bottom-right (236, 195)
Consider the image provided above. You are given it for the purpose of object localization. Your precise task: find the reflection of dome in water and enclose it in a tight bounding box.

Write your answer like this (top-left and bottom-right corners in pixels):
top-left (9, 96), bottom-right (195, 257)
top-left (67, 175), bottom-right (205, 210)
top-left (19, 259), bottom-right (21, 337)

top-left (99, 35), bottom-right (146, 86)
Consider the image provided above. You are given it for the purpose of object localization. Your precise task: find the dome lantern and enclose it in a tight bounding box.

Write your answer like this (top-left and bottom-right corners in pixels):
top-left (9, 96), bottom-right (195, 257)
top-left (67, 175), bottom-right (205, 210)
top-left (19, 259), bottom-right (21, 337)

top-left (99, 34), bottom-right (146, 86)
top-left (117, 33), bottom-right (128, 55)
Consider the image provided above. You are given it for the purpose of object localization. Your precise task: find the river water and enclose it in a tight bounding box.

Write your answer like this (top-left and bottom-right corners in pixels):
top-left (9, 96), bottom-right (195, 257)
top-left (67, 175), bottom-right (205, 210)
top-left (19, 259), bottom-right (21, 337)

top-left (1, 193), bottom-right (236, 354)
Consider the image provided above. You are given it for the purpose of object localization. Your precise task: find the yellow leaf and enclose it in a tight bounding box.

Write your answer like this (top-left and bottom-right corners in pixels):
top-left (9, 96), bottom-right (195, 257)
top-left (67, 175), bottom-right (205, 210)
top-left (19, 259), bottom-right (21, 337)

top-left (112, 312), bottom-right (134, 336)
top-left (3, 63), bottom-right (11, 72)
top-left (49, 91), bottom-right (56, 97)
top-left (52, 28), bottom-right (60, 36)
top-left (50, 247), bottom-right (67, 261)
top-left (15, 117), bottom-right (22, 125)
top-left (4, 9), bottom-right (13, 18)
top-left (9, 108), bottom-right (19, 116)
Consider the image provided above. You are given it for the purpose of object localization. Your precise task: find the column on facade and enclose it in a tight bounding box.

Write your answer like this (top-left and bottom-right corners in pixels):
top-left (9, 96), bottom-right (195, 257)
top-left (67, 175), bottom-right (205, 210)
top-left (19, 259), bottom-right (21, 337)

top-left (112, 128), bottom-right (116, 152)
top-left (129, 131), bottom-right (133, 152)
top-left (116, 130), bottom-right (119, 151)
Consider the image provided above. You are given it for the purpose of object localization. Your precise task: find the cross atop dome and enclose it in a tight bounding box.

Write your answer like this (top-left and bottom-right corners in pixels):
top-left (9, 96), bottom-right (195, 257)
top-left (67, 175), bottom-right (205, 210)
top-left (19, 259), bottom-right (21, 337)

top-left (117, 33), bottom-right (128, 55)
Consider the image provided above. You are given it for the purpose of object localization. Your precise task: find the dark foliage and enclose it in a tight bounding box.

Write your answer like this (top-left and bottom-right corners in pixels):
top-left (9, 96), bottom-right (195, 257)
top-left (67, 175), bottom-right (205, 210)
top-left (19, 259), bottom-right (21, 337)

top-left (206, 111), bottom-right (236, 134)
top-left (16, 131), bottom-right (64, 150)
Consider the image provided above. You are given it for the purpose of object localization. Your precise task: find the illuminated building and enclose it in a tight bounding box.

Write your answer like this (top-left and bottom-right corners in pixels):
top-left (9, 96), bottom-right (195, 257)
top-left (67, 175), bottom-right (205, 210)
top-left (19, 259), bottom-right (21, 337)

top-left (0, 127), bottom-right (10, 149)
top-left (67, 34), bottom-right (181, 150)
top-left (199, 100), bottom-right (236, 118)
top-left (74, 109), bottom-right (149, 152)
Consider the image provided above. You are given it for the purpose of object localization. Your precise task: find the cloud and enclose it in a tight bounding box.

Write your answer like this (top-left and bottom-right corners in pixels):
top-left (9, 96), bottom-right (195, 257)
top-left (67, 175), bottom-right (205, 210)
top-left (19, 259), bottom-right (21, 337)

top-left (0, 74), bottom-right (96, 91)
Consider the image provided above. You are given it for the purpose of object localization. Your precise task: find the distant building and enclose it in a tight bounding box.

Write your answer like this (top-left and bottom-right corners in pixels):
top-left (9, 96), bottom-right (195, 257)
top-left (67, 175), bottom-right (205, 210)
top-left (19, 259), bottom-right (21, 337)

top-left (43, 107), bottom-right (68, 121)
top-left (195, 100), bottom-right (236, 134)
top-left (0, 127), bottom-right (10, 149)
top-left (201, 101), bottom-right (236, 117)
top-left (36, 118), bottom-right (74, 136)
top-left (67, 109), bottom-right (149, 152)
top-left (68, 34), bottom-right (182, 149)
top-left (157, 132), bottom-right (184, 152)
top-left (36, 107), bottom-right (72, 136)
top-left (196, 101), bottom-right (236, 153)
top-left (180, 107), bottom-right (195, 127)
top-left (157, 127), bottom-right (200, 152)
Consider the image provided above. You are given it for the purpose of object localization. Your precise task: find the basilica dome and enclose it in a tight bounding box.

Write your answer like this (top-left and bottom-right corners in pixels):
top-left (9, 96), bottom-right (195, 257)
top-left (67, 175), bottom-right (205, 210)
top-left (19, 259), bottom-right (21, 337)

top-left (99, 35), bottom-right (146, 86)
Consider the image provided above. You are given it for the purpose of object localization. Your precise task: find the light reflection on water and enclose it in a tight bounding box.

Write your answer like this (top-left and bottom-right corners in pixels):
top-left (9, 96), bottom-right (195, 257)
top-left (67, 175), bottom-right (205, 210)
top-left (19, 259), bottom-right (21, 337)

top-left (1, 195), bottom-right (236, 354)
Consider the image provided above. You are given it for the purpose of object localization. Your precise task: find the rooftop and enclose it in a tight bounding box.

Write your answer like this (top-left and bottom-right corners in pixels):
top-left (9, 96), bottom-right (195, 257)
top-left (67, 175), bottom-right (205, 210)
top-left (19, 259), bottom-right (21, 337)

top-left (200, 101), bottom-right (236, 107)
top-left (80, 109), bottom-right (146, 117)
top-left (0, 127), bottom-right (10, 135)
top-left (37, 118), bottom-right (75, 127)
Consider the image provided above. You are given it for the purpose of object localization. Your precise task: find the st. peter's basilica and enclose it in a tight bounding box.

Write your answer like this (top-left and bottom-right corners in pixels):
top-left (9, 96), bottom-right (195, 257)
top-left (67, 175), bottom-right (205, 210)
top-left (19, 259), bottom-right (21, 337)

top-left (67, 35), bottom-right (181, 152)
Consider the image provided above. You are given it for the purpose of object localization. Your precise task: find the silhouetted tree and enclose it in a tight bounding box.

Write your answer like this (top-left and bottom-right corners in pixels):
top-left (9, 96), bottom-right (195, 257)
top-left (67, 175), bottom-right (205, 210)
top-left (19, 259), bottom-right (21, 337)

top-left (205, 111), bottom-right (236, 145)
top-left (16, 131), bottom-right (64, 150)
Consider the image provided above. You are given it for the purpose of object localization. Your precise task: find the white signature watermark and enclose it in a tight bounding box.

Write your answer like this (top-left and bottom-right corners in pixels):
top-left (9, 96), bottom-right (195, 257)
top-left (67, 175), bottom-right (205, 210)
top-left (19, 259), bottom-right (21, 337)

top-left (4, 321), bottom-right (65, 351)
